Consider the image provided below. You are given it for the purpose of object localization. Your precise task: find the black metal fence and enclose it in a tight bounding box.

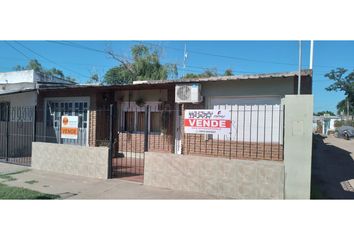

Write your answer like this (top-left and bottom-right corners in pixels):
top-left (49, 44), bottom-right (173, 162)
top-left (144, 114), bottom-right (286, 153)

top-left (0, 103), bottom-right (285, 179)
top-left (112, 104), bottom-right (176, 181)
top-left (0, 105), bottom-right (35, 166)
top-left (183, 105), bottom-right (284, 161)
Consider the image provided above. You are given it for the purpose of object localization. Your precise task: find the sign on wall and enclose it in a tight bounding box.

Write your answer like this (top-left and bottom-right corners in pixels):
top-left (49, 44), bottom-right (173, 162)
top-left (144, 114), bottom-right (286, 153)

top-left (184, 109), bottom-right (231, 134)
top-left (61, 116), bottom-right (79, 139)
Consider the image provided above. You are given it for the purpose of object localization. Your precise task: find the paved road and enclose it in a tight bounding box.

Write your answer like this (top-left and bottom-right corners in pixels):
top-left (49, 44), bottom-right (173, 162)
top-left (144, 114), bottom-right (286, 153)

top-left (0, 163), bottom-right (214, 199)
top-left (312, 134), bottom-right (354, 199)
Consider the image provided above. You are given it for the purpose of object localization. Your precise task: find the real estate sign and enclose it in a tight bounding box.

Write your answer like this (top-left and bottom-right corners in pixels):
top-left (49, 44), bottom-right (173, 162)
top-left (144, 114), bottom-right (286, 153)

top-left (61, 116), bottom-right (79, 139)
top-left (184, 109), bottom-right (231, 134)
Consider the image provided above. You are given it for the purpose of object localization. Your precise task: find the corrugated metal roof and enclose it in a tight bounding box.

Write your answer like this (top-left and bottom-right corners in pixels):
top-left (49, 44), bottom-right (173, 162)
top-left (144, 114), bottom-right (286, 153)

top-left (23, 69), bottom-right (312, 92)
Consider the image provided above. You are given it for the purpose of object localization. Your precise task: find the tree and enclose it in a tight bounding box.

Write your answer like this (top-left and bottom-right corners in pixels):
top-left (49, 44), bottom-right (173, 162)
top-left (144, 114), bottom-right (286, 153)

top-left (46, 68), bottom-right (64, 78)
top-left (314, 111), bottom-right (335, 116)
top-left (183, 69), bottom-right (218, 79)
top-left (13, 59), bottom-right (76, 82)
top-left (325, 68), bottom-right (354, 115)
top-left (104, 44), bottom-right (178, 85)
top-left (26, 59), bottom-right (43, 72)
top-left (87, 73), bottom-right (100, 84)
top-left (224, 69), bottom-right (234, 76)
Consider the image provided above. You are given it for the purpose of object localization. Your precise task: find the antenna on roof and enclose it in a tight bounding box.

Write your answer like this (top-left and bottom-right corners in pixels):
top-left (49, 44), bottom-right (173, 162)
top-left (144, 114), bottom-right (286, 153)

top-left (182, 43), bottom-right (188, 78)
top-left (309, 40), bottom-right (314, 69)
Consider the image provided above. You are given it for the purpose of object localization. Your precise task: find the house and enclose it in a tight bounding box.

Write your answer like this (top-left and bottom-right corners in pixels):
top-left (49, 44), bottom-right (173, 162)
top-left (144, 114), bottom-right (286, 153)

top-left (0, 70), bottom-right (75, 164)
top-left (313, 115), bottom-right (341, 135)
top-left (1, 69), bottom-right (314, 199)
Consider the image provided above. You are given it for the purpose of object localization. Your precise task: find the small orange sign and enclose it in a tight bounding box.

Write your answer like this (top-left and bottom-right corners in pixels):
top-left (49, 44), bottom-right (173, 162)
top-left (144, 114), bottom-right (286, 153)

top-left (61, 127), bottom-right (78, 135)
top-left (61, 116), bottom-right (79, 139)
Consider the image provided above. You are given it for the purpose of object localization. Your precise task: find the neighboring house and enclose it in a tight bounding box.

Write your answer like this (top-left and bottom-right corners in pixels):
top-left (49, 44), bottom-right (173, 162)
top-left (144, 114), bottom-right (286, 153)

top-left (0, 69), bottom-right (75, 109)
top-left (0, 70), bottom-right (75, 162)
top-left (313, 115), bottom-right (341, 135)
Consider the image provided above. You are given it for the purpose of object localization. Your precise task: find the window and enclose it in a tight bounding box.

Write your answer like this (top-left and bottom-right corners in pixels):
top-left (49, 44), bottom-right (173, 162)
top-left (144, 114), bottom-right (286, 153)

top-left (137, 112), bottom-right (145, 132)
top-left (121, 102), bottom-right (163, 133)
top-left (150, 112), bottom-right (161, 132)
top-left (124, 112), bottom-right (135, 131)
top-left (0, 102), bottom-right (10, 121)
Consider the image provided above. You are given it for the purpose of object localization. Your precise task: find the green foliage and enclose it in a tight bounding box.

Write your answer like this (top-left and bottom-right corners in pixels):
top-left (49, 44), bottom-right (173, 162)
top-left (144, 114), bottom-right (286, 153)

top-left (0, 183), bottom-right (59, 199)
top-left (334, 120), bottom-right (354, 128)
top-left (325, 68), bottom-right (354, 115)
top-left (46, 67), bottom-right (64, 78)
top-left (87, 73), bottom-right (100, 84)
top-left (314, 111), bottom-right (335, 116)
top-left (104, 44), bottom-right (178, 85)
top-left (224, 69), bottom-right (234, 76)
top-left (13, 59), bottom-right (76, 82)
top-left (183, 69), bottom-right (218, 79)
top-left (27, 59), bottom-right (44, 72)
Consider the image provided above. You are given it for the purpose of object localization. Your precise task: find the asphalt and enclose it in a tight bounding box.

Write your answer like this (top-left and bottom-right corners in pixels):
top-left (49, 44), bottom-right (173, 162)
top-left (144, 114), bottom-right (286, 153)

top-left (0, 163), bottom-right (214, 199)
top-left (312, 134), bottom-right (354, 199)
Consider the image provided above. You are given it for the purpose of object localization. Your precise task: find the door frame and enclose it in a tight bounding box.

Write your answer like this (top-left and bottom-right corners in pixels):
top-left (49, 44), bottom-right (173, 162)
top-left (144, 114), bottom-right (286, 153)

top-left (44, 96), bottom-right (91, 146)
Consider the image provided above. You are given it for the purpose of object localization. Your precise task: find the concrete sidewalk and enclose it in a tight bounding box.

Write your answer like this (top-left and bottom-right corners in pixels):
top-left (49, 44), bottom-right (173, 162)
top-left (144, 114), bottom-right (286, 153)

top-left (0, 163), bottom-right (214, 199)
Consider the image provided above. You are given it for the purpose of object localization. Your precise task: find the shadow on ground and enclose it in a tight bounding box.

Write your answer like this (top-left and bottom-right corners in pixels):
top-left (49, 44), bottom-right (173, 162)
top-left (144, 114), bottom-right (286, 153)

top-left (311, 134), bottom-right (354, 199)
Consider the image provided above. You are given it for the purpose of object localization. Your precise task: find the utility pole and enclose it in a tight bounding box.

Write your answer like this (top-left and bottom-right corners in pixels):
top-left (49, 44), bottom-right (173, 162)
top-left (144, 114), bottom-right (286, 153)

top-left (297, 40), bottom-right (302, 95)
top-left (346, 97), bottom-right (350, 120)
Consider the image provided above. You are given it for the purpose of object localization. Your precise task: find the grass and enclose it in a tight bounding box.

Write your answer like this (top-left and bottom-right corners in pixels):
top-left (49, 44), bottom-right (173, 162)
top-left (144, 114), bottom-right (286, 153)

top-left (0, 183), bottom-right (60, 200)
top-left (25, 180), bottom-right (38, 185)
top-left (0, 169), bottom-right (30, 182)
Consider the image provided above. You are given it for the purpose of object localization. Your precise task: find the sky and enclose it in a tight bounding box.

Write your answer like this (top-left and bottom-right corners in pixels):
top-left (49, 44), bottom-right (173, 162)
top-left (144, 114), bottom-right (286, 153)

top-left (0, 40), bottom-right (353, 113)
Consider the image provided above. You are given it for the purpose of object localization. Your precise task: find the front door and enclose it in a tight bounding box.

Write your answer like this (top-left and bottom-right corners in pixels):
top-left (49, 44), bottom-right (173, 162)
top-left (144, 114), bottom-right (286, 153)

top-left (46, 99), bottom-right (89, 146)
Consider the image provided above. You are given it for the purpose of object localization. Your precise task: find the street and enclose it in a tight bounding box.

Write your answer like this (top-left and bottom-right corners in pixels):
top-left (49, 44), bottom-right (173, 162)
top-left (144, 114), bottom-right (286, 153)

top-left (312, 134), bottom-right (354, 199)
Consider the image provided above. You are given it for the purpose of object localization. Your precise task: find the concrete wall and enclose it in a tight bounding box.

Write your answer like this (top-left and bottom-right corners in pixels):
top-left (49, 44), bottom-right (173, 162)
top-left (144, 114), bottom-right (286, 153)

top-left (32, 142), bottom-right (109, 179)
top-left (0, 70), bottom-right (35, 84)
top-left (0, 91), bottom-right (37, 109)
top-left (282, 95), bottom-right (313, 199)
top-left (202, 78), bottom-right (295, 98)
top-left (144, 152), bottom-right (284, 199)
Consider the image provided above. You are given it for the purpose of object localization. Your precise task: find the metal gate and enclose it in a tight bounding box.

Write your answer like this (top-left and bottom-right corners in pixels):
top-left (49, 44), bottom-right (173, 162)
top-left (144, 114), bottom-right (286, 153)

top-left (0, 105), bottom-right (35, 166)
top-left (110, 105), bottom-right (148, 182)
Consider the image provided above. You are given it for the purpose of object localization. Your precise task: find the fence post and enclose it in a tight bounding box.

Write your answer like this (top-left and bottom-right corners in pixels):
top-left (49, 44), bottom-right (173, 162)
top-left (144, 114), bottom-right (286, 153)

top-left (5, 104), bottom-right (9, 162)
top-left (32, 106), bottom-right (37, 143)
top-left (144, 105), bottom-right (149, 152)
top-left (108, 104), bottom-right (113, 179)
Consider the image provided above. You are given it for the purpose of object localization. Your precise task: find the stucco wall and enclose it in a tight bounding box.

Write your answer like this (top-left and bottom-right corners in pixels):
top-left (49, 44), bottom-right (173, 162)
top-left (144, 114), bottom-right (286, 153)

top-left (144, 152), bottom-right (284, 199)
top-left (0, 91), bottom-right (37, 108)
top-left (282, 95), bottom-right (313, 199)
top-left (202, 78), bottom-right (295, 98)
top-left (32, 142), bottom-right (109, 179)
top-left (0, 70), bottom-right (34, 84)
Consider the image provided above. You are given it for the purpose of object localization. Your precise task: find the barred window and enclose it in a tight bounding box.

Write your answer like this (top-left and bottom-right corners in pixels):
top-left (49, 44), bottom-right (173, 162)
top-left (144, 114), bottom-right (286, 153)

top-left (0, 102), bottom-right (10, 121)
top-left (137, 112), bottom-right (145, 132)
top-left (124, 112), bottom-right (135, 132)
top-left (150, 112), bottom-right (161, 132)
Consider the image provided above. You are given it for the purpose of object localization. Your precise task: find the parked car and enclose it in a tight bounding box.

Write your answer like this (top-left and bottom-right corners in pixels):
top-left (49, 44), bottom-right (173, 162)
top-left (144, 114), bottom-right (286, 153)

top-left (335, 126), bottom-right (354, 140)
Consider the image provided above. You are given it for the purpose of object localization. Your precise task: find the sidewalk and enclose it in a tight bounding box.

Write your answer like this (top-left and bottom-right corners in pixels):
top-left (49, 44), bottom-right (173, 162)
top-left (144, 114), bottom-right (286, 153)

top-left (0, 163), bottom-right (214, 199)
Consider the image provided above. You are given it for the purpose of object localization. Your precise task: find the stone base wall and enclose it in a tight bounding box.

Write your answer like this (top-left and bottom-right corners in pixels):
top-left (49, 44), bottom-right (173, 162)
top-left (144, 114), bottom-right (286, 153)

top-left (144, 152), bottom-right (284, 199)
top-left (31, 142), bottom-right (109, 179)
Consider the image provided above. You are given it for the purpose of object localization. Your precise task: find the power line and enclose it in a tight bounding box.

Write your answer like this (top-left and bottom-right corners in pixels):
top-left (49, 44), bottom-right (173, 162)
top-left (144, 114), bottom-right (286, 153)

top-left (14, 41), bottom-right (91, 79)
top-left (4, 41), bottom-right (31, 60)
top-left (137, 41), bottom-right (354, 70)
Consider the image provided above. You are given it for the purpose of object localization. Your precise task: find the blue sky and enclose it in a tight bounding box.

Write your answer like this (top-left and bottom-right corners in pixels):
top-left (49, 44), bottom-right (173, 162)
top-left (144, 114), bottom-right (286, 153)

top-left (0, 40), bottom-right (352, 113)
